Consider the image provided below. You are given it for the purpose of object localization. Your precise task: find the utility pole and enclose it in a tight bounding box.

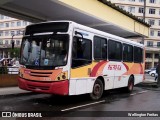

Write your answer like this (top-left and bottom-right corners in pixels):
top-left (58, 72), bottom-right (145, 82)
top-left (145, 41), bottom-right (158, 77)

top-left (141, 0), bottom-right (146, 44)
top-left (143, 0), bottom-right (146, 21)
top-left (157, 55), bottom-right (160, 87)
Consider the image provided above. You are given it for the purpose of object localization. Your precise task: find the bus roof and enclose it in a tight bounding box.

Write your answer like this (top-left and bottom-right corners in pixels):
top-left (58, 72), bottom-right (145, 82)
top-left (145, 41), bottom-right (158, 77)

top-left (27, 20), bottom-right (144, 48)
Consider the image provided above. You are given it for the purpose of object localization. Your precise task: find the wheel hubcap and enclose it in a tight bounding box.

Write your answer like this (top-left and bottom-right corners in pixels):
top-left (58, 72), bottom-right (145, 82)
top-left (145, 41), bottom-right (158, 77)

top-left (129, 82), bottom-right (133, 90)
top-left (94, 84), bottom-right (101, 96)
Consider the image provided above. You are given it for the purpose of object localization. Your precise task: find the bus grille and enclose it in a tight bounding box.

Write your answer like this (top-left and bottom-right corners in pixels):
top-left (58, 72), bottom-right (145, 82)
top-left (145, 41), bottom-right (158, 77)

top-left (27, 84), bottom-right (50, 90)
top-left (29, 71), bottom-right (52, 77)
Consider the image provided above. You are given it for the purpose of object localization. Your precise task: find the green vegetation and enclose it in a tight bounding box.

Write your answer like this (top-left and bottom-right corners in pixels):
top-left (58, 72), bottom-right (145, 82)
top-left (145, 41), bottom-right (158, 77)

top-left (9, 48), bottom-right (20, 58)
top-left (0, 67), bottom-right (8, 74)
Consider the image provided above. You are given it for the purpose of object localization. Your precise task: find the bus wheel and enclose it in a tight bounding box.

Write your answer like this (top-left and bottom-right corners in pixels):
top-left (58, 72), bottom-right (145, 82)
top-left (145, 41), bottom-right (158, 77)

top-left (126, 76), bottom-right (134, 93)
top-left (90, 79), bottom-right (103, 100)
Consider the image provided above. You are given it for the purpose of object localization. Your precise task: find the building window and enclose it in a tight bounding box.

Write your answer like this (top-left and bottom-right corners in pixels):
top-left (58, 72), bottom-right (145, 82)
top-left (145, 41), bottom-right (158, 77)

top-left (139, 7), bottom-right (144, 13)
top-left (146, 53), bottom-right (152, 58)
top-left (157, 42), bottom-right (160, 47)
top-left (5, 40), bottom-right (9, 45)
top-left (149, 0), bottom-right (156, 3)
top-left (150, 30), bottom-right (154, 36)
top-left (129, 0), bottom-right (135, 2)
top-left (155, 54), bottom-right (159, 58)
top-left (119, 5), bottom-right (125, 10)
top-left (128, 6), bottom-right (135, 13)
top-left (5, 23), bottom-right (9, 27)
top-left (148, 19), bottom-right (155, 25)
top-left (139, 0), bottom-right (144, 2)
top-left (11, 22), bottom-right (15, 27)
top-left (23, 21), bottom-right (28, 26)
top-left (0, 31), bottom-right (3, 36)
top-left (147, 41), bottom-right (153, 47)
top-left (16, 30), bottom-right (23, 35)
top-left (5, 31), bottom-right (9, 36)
top-left (159, 20), bottom-right (160, 26)
top-left (0, 23), bottom-right (4, 28)
top-left (149, 8), bottom-right (156, 14)
top-left (158, 31), bottom-right (160, 36)
top-left (17, 21), bottom-right (21, 26)
top-left (16, 40), bottom-right (21, 45)
top-left (0, 40), bottom-right (3, 45)
top-left (10, 31), bottom-right (15, 36)
top-left (0, 14), bottom-right (4, 20)
top-left (5, 16), bottom-right (10, 19)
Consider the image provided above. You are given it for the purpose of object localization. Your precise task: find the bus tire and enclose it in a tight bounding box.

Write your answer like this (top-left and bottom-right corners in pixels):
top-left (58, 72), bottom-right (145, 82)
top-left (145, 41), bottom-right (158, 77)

top-left (90, 79), bottom-right (104, 100)
top-left (126, 76), bottom-right (134, 93)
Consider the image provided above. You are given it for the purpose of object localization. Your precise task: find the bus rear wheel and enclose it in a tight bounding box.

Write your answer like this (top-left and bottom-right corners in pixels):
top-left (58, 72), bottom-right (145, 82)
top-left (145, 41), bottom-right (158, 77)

top-left (90, 79), bottom-right (103, 100)
top-left (126, 76), bottom-right (134, 93)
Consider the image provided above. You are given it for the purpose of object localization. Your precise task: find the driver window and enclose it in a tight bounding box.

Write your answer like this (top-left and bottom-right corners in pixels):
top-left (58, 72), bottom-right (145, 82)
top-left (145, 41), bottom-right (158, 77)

top-left (72, 37), bottom-right (92, 68)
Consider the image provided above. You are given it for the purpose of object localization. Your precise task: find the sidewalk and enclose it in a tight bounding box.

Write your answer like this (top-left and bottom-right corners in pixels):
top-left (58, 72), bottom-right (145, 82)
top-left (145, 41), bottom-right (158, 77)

top-left (0, 86), bottom-right (30, 96)
top-left (143, 79), bottom-right (157, 83)
top-left (0, 78), bottom-right (158, 96)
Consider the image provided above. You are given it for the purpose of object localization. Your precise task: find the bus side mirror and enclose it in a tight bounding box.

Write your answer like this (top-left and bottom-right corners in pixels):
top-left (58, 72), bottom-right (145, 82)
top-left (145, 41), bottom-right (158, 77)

top-left (75, 31), bottom-right (83, 39)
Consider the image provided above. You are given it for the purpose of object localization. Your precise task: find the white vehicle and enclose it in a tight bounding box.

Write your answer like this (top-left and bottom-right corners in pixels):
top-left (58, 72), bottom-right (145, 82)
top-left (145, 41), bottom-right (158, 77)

top-left (149, 70), bottom-right (157, 77)
top-left (145, 68), bottom-right (156, 74)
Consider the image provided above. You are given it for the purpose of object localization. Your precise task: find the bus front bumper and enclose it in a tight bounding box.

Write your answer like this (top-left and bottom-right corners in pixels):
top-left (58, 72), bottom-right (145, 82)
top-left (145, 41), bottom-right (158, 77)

top-left (18, 77), bottom-right (69, 95)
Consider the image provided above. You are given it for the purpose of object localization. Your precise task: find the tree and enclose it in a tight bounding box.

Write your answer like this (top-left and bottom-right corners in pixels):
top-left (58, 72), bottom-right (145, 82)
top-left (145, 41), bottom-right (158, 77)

top-left (9, 48), bottom-right (20, 58)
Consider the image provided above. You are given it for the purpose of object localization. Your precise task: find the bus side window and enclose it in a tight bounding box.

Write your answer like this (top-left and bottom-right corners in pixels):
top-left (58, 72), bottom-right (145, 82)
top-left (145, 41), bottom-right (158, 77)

top-left (134, 46), bottom-right (143, 63)
top-left (72, 37), bottom-right (92, 68)
top-left (94, 36), bottom-right (107, 60)
top-left (123, 44), bottom-right (133, 62)
top-left (108, 40), bottom-right (122, 61)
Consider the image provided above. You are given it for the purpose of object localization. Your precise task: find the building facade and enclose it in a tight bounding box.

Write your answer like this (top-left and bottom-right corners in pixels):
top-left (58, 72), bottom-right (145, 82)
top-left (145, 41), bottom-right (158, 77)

top-left (0, 14), bottom-right (30, 59)
top-left (108, 0), bottom-right (160, 69)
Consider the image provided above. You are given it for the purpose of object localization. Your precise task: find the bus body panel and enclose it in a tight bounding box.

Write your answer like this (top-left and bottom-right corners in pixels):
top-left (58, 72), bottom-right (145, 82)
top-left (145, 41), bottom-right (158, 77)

top-left (18, 77), bottom-right (69, 95)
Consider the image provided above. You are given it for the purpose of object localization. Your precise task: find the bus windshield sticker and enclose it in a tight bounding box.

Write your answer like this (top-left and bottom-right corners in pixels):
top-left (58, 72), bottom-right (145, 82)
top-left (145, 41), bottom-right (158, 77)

top-left (44, 59), bottom-right (49, 65)
top-left (35, 59), bottom-right (39, 66)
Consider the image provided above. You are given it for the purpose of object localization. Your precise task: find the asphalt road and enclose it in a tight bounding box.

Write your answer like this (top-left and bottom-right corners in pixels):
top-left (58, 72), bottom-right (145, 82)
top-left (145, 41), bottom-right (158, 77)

top-left (0, 74), bottom-right (160, 120)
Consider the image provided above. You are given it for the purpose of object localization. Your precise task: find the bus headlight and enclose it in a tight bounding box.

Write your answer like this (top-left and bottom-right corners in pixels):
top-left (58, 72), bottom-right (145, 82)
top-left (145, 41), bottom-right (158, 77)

top-left (56, 71), bottom-right (68, 81)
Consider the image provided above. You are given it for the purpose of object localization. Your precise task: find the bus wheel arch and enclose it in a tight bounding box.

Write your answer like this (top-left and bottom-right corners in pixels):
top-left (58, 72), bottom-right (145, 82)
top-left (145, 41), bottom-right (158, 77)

top-left (126, 75), bottom-right (134, 93)
top-left (90, 76), bottom-right (104, 100)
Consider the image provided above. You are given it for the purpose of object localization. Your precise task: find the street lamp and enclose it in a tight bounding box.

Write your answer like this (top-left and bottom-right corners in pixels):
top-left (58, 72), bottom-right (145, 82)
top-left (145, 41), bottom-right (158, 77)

top-left (11, 34), bottom-right (15, 49)
top-left (11, 31), bottom-right (24, 49)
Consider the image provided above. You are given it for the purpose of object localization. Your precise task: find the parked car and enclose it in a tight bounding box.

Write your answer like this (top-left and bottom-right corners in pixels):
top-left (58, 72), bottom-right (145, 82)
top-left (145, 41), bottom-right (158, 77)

top-left (145, 68), bottom-right (156, 74)
top-left (149, 70), bottom-right (157, 77)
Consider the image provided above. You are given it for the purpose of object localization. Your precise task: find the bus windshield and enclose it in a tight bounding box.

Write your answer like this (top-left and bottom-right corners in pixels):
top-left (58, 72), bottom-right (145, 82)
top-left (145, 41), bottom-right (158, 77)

top-left (20, 34), bottom-right (69, 69)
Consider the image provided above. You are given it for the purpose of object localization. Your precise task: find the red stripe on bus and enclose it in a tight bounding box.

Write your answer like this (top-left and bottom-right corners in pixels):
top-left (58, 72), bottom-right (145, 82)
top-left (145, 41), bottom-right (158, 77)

top-left (122, 62), bottom-right (129, 71)
top-left (90, 61), bottom-right (107, 77)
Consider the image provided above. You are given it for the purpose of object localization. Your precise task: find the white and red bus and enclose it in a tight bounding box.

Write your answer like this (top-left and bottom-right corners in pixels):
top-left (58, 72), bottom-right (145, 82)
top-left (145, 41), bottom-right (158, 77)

top-left (18, 21), bottom-right (145, 100)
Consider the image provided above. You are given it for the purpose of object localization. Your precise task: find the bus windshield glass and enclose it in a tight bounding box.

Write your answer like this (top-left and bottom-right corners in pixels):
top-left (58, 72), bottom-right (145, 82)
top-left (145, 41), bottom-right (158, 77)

top-left (20, 34), bottom-right (69, 69)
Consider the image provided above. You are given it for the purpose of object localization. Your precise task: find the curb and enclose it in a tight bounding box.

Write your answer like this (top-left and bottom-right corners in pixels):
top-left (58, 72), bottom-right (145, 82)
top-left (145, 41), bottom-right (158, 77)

top-left (0, 92), bottom-right (40, 98)
top-left (136, 81), bottom-right (159, 89)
